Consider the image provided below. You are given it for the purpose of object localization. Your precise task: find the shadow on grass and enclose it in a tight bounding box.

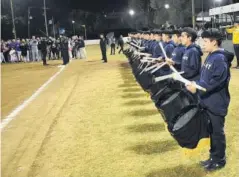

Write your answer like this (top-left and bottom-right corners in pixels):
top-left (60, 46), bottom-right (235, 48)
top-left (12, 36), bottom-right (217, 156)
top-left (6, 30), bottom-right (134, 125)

top-left (122, 88), bottom-right (142, 93)
top-left (86, 60), bottom-right (99, 62)
top-left (120, 62), bottom-right (130, 68)
top-left (122, 93), bottom-right (146, 99)
top-left (126, 140), bottom-right (178, 155)
top-left (123, 80), bottom-right (136, 85)
top-left (146, 164), bottom-right (206, 177)
top-left (127, 123), bottom-right (165, 133)
top-left (124, 100), bottom-right (152, 106)
top-left (129, 109), bottom-right (159, 117)
top-left (118, 83), bottom-right (138, 88)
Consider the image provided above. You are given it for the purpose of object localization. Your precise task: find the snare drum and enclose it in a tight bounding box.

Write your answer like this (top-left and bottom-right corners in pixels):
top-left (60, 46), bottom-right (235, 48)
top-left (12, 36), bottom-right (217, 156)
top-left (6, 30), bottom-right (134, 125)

top-left (157, 90), bottom-right (196, 125)
top-left (169, 105), bottom-right (210, 149)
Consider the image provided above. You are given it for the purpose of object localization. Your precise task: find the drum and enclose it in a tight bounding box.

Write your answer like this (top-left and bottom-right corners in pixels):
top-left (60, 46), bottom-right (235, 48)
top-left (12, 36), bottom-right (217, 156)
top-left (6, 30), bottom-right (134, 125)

top-left (150, 80), bottom-right (182, 104)
top-left (169, 105), bottom-right (210, 149)
top-left (157, 90), bottom-right (196, 126)
top-left (137, 72), bottom-right (154, 91)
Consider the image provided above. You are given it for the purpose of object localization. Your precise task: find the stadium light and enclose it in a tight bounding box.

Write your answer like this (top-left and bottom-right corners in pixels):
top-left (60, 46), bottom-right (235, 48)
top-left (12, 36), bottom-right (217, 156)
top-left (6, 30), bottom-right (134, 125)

top-left (165, 4), bottom-right (170, 9)
top-left (129, 9), bottom-right (135, 16)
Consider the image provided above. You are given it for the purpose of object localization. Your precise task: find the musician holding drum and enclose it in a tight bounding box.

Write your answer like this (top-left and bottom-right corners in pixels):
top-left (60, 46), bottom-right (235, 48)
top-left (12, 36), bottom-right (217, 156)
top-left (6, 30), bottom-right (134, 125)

top-left (166, 29), bottom-right (186, 71)
top-left (180, 27), bottom-right (203, 81)
top-left (186, 29), bottom-right (233, 171)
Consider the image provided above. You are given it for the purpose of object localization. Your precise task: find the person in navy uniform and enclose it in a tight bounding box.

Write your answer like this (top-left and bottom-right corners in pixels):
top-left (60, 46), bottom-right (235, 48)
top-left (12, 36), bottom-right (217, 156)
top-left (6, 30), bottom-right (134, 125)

top-left (166, 29), bottom-right (185, 71)
top-left (142, 32), bottom-right (151, 53)
top-left (180, 27), bottom-right (203, 81)
top-left (148, 31), bottom-right (157, 55)
top-left (162, 29), bottom-right (176, 58)
top-left (159, 29), bottom-right (176, 75)
top-left (152, 30), bottom-right (163, 58)
top-left (186, 28), bottom-right (233, 171)
top-left (100, 34), bottom-right (107, 63)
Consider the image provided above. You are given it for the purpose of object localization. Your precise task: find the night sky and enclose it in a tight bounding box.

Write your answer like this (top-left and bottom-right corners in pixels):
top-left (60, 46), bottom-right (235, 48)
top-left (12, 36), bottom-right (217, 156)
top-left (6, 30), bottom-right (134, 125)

top-left (1, 0), bottom-right (238, 39)
top-left (52, 0), bottom-right (128, 12)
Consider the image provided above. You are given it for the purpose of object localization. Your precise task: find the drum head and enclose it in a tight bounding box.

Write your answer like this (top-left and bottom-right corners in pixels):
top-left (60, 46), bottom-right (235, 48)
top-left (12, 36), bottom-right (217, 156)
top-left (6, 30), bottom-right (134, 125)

top-left (173, 107), bottom-right (198, 131)
top-left (161, 92), bottom-right (180, 106)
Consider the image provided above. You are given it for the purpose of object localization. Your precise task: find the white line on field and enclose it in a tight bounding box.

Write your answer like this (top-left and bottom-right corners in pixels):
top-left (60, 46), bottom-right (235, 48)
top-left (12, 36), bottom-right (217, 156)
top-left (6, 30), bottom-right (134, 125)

top-left (1, 66), bottom-right (66, 131)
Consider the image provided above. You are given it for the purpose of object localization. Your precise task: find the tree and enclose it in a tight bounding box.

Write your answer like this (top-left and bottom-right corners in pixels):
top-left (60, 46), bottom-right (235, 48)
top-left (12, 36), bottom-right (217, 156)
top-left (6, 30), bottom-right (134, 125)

top-left (149, 0), bottom-right (192, 26)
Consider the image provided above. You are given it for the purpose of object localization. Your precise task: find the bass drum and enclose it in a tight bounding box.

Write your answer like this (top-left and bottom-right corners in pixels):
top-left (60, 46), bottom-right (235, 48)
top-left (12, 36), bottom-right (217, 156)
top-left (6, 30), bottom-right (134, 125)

top-left (151, 80), bottom-right (182, 104)
top-left (157, 90), bottom-right (196, 126)
top-left (169, 105), bottom-right (210, 149)
top-left (137, 71), bottom-right (154, 91)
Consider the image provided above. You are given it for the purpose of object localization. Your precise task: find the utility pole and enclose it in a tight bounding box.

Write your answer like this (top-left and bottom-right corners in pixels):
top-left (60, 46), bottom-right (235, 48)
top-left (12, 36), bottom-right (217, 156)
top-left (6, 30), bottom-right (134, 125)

top-left (202, 0), bottom-right (204, 26)
top-left (28, 7), bottom-right (32, 38)
top-left (10, 0), bottom-right (17, 39)
top-left (192, 0), bottom-right (196, 29)
top-left (43, 0), bottom-right (49, 36)
top-left (52, 17), bottom-right (56, 38)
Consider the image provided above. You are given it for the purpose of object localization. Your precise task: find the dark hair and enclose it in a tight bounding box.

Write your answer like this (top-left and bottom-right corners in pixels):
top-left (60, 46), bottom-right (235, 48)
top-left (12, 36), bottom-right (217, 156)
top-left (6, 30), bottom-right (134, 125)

top-left (182, 27), bottom-right (197, 42)
top-left (209, 39), bottom-right (222, 47)
top-left (184, 32), bottom-right (197, 42)
top-left (202, 28), bottom-right (223, 46)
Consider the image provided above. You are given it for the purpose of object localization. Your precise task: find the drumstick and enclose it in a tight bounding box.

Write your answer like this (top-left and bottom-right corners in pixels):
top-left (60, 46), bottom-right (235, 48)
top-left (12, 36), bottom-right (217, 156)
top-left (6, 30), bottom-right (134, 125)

top-left (129, 43), bottom-right (145, 51)
top-left (159, 42), bottom-right (206, 92)
top-left (137, 52), bottom-right (152, 57)
top-left (144, 64), bottom-right (158, 72)
top-left (151, 62), bottom-right (167, 74)
top-left (142, 57), bottom-right (163, 61)
top-left (140, 63), bottom-right (151, 75)
top-left (141, 58), bottom-right (163, 72)
top-left (154, 72), bottom-right (184, 82)
top-left (173, 74), bottom-right (207, 92)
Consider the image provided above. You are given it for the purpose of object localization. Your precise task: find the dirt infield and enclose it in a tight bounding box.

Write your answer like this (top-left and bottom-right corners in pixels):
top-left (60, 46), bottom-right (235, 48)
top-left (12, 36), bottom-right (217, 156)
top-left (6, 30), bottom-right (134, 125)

top-left (1, 45), bottom-right (239, 177)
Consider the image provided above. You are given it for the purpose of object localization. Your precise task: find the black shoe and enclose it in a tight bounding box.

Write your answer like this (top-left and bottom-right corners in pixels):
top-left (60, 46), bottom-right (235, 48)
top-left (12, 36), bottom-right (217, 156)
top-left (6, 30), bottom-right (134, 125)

top-left (200, 158), bottom-right (213, 167)
top-left (103, 61), bottom-right (107, 63)
top-left (43, 63), bottom-right (49, 66)
top-left (204, 160), bottom-right (226, 172)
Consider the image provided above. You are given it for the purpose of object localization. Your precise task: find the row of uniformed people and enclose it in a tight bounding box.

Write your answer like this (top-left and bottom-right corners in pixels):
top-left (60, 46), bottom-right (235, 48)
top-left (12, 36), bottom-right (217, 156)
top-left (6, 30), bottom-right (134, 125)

top-left (127, 27), bottom-right (234, 172)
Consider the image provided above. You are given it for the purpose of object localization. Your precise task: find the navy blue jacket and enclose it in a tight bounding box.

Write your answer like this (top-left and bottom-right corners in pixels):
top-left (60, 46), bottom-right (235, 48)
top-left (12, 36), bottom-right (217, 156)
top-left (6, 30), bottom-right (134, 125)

top-left (148, 40), bottom-right (156, 54)
top-left (163, 40), bottom-right (176, 58)
top-left (152, 41), bottom-right (164, 58)
top-left (196, 50), bottom-right (233, 116)
top-left (181, 44), bottom-right (203, 81)
top-left (158, 41), bottom-right (176, 75)
top-left (142, 40), bottom-right (150, 53)
top-left (172, 44), bottom-right (185, 71)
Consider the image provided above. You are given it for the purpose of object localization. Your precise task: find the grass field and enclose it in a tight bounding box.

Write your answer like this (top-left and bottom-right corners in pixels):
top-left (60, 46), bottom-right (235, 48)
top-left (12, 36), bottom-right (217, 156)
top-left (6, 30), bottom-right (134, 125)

top-left (1, 45), bottom-right (239, 177)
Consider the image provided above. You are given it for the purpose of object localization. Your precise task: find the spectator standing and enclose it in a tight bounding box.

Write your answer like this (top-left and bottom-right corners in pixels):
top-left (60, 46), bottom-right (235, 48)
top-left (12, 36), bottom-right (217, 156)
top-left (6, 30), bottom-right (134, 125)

top-left (20, 39), bottom-right (29, 62)
top-left (110, 37), bottom-right (116, 55)
top-left (30, 36), bottom-right (39, 61)
top-left (78, 36), bottom-right (87, 59)
top-left (118, 35), bottom-right (124, 54)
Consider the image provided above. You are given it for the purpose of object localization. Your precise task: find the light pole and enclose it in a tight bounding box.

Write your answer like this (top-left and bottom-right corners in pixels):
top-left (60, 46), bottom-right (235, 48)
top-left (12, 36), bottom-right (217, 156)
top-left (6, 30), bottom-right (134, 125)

top-left (212, 0), bottom-right (222, 28)
top-left (202, 0), bottom-right (204, 25)
top-left (129, 9), bottom-right (136, 29)
top-left (82, 25), bottom-right (87, 40)
top-left (10, 0), bottom-right (17, 39)
top-left (43, 0), bottom-right (49, 36)
top-left (28, 7), bottom-right (34, 38)
top-left (192, 0), bottom-right (196, 29)
top-left (72, 20), bottom-right (75, 35)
